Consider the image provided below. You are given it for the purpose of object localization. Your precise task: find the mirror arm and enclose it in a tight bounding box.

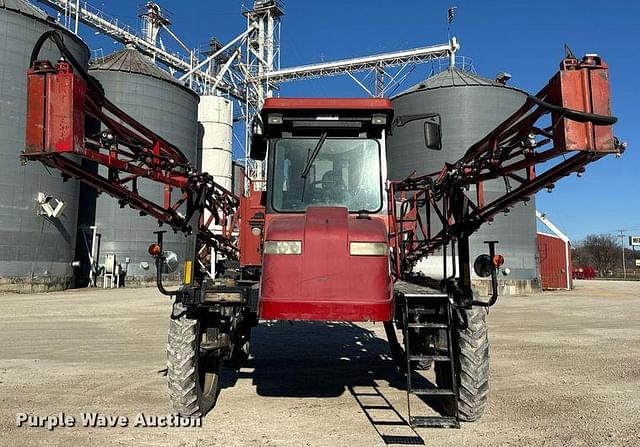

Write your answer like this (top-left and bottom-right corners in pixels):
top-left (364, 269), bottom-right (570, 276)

top-left (393, 113), bottom-right (440, 128)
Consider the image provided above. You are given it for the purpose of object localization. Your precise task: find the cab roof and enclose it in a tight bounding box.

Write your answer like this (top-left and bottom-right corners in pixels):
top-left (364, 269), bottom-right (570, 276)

top-left (262, 97), bottom-right (394, 114)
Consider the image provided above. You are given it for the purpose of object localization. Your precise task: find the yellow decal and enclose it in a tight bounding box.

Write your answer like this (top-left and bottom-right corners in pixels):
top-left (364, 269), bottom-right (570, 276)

top-left (184, 261), bottom-right (192, 285)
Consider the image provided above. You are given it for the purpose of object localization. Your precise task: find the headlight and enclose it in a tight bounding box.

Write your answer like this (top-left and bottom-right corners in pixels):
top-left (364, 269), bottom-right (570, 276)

top-left (349, 242), bottom-right (387, 256)
top-left (204, 292), bottom-right (243, 303)
top-left (263, 240), bottom-right (302, 255)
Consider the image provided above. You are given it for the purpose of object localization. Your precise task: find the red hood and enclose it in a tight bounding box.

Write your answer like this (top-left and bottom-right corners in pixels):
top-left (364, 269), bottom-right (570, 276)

top-left (260, 207), bottom-right (392, 320)
top-left (265, 207), bottom-right (387, 243)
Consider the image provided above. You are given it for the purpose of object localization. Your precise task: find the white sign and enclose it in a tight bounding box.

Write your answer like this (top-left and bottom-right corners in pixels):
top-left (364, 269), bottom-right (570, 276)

top-left (630, 236), bottom-right (640, 246)
top-left (636, 259), bottom-right (640, 267)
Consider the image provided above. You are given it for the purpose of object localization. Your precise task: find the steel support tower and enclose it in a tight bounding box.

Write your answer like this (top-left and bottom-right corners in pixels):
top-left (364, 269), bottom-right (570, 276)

top-left (35, 0), bottom-right (460, 182)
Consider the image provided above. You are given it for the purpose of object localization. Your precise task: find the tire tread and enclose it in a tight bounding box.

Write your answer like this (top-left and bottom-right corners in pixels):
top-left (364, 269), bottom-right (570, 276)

top-left (167, 306), bottom-right (202, 417)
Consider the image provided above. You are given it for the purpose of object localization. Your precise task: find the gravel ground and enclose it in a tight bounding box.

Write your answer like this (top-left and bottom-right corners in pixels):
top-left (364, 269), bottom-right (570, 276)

top-left (0, 280), bottom-right (638, 446)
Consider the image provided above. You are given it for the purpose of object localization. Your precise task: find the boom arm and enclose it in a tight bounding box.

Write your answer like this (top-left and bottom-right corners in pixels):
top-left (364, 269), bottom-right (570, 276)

top-left (21, 32), bottom-right (623, 302)
top-left (389, 54), bottom-right (624, 286)
top-left (22, 32), bottom-right (240, 281)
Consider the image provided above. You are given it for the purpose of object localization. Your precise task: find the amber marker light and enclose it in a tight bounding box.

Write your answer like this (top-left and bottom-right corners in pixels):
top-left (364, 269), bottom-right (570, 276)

top-left (148, 243), bottom-right (162, 257)
top-left (492, 254), bottom-right (505, 268)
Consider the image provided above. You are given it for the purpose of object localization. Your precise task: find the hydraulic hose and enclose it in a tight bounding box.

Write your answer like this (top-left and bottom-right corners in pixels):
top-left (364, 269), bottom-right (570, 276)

top-left (30, 30), bottom-right (104, 94)
top-left (155, 256), bottom-right (177, 297)
top-left (528, 95), bottom-right (617, 126)
top-left (30, 31), bottom-right (194, 172)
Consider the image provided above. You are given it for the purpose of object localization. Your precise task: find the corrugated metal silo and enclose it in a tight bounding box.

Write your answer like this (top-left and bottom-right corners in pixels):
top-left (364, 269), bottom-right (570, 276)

top-left (387, 67), bottom-right (539, 294)
top-left (89, 48), bottom-right (200, 280)
top-left (0, 0), bottom-right (89, 291)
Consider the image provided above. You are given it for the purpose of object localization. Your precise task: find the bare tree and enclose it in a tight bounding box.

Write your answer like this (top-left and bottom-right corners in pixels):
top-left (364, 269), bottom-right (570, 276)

top-left (572, 245), bottom-right (590, 267)
top-left (580, 234), bottom-right (619, 275)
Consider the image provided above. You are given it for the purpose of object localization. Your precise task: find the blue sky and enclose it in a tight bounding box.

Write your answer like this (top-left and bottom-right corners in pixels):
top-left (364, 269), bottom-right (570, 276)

top-left (67, 0), bottom-right (638, 243)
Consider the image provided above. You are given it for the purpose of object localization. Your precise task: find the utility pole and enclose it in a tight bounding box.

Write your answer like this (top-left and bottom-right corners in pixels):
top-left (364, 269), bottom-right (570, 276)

top-left (618, 230), bottom-right (627, 279)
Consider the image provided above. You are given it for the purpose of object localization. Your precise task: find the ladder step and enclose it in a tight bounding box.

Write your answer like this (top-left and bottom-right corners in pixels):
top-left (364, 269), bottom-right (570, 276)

top-left (410, 416), bottom-right (460, 429)
top-left (407, 322), bottom-right (448, 329)
top-left (407, 307), bottom-right (431, 313)
top-left (409, 354), bottom-right (450, 362)
top-left (411, 388), bottom-right (456, 396)
top-left (405, 297), bottom-right (447, 305)
top-left (403, 299), bottom-right (459, 430)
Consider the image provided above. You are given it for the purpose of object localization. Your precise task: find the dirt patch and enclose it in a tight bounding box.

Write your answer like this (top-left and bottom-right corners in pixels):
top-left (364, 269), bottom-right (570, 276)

top-left (0, 281), bottom-right (638, 446)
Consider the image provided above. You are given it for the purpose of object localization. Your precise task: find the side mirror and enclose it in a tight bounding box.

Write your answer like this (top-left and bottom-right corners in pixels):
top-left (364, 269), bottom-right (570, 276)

top-left (473, 254), bottom-right (493, 278)
top-left (250, 134), bottom-right (267, 161)
top-left (161, 251), bottom-right (179, 274)
top-left (392, 113), bottom-right (442, 150)
top-left (249, 115), bottom-right (267, 161)
top-left (424, 116), bottom-right (442, 150)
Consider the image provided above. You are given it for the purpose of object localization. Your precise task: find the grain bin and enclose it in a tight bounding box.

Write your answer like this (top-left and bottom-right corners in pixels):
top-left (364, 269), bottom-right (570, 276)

top-left (199, 95), bottom-right (233, 191)
top-left (0, 0), bottom-right (89, 291)
top-left (387, 67), bottom-right (539, 294)
top-left (89, 47), bottom-right (199, 280)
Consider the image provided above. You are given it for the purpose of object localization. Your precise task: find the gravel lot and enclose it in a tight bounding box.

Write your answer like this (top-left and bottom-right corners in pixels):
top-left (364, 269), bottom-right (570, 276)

top-left (0, 280), bottom-right (638, 446)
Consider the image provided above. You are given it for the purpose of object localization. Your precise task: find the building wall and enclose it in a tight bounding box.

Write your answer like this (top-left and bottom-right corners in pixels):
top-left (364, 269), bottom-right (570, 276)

top-left (388, 72), bottom-right (540, 294)
top-left (89, 70), bottom-right (199, 279)
top-left (537, 233), bottom-right (572, 290)
top-left (0, 6), bottom-right (89, 292)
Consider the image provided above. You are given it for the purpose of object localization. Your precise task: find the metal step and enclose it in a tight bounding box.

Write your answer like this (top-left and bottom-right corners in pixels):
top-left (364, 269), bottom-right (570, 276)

top-left (407, 307), bottom-right (435, 313)
top-left (407, 322), bottom-right (448, 329)
top-left (394, 280), bottom-right (447, 299)
top-left (403, 294), bottom-right (448, 299)
top-left (408, 354), bottom-right (450, 362)
top-left (410, 416), bottom-right (460, 429)
top-left (403, 296), bottom-right (460, 429)
top-left (411, 388), bottom-right (456, 396)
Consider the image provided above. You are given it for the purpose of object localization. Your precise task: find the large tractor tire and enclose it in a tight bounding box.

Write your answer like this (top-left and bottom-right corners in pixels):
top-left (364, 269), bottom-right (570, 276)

top-left (436, 306), bottom-right (490, 422)
top-left (167, 303), bottom-right (220, 417)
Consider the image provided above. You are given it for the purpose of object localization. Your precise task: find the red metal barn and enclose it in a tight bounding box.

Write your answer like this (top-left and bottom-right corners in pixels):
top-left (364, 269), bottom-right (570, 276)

top-left (536, 212), bottom-right (573, 290)
top-left (537, 233), bottom-right (573, 290)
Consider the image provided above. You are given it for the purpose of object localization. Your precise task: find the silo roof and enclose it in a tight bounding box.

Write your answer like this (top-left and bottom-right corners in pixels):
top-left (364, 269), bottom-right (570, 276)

top-left (0, 0), bottom-right (49, 19)
top-left (394, 67), bottom-right (525, 98)
top-left (90, 47), bottom-right (197, 97)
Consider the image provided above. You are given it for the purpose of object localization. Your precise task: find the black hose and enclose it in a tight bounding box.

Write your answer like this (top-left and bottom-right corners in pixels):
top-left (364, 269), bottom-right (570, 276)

top-left (155, 256), bottom-right (174, 297)
top-left (30, 31), bottom-right (196, 167)
top-left (528, 95), bottom-right (617, 126)
top-left (30, 30), bottom-right (58, 65)
top-left (30, 30), bottom-right (104, 94)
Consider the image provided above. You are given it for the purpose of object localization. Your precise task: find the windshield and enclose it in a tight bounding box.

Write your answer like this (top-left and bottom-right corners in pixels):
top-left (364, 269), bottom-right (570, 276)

top-left (271, 138), bottom-right (383, 213)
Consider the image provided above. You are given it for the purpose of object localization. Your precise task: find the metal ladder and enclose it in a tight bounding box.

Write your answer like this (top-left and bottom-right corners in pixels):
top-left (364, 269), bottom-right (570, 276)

top-left (402, 295), bottom-right (460, 428)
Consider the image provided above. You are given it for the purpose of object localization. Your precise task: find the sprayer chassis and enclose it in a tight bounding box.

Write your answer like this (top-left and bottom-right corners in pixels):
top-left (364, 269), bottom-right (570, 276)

top-left (22, 31), bottom-right (621, 427)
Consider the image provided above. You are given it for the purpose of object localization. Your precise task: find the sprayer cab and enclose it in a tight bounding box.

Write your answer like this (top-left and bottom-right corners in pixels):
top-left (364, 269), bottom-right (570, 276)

top-left (252, 98), bottom-right (396, 321)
